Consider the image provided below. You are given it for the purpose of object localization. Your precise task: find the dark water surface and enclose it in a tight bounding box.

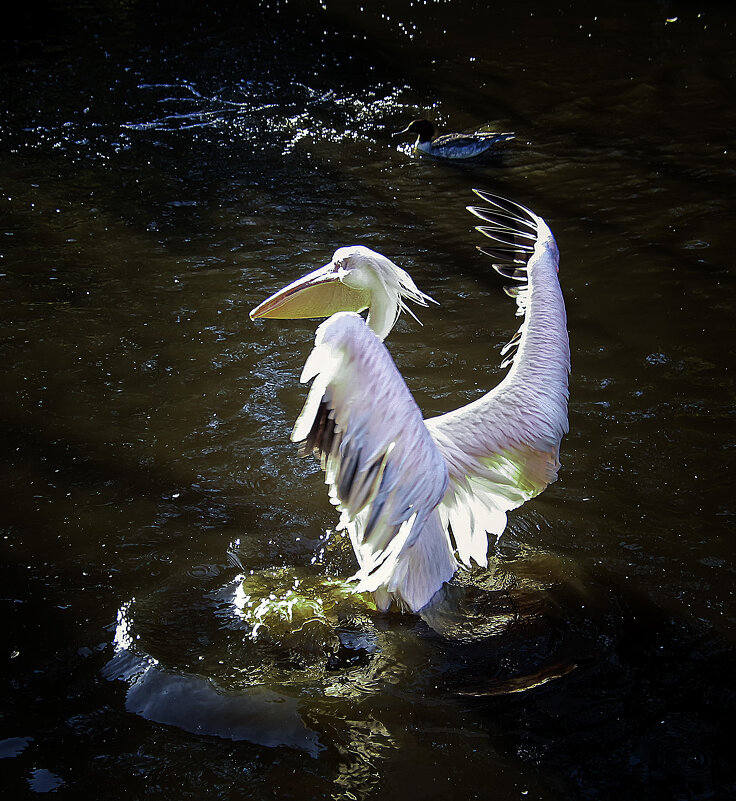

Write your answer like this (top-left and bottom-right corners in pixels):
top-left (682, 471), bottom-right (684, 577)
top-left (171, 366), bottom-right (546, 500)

top-left (2, 1), bottom-right (735, 799)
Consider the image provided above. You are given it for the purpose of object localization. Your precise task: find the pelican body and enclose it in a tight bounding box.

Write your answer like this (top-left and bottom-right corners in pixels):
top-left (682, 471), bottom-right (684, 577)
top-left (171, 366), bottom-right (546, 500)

top-left (250, 191), bottom-right (569, 613)
top-left (395, 119), bottom-right (515, 160)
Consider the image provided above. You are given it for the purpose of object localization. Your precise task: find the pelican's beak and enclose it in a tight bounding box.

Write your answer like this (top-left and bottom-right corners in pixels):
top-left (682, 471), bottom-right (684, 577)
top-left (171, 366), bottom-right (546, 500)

top-left (249, 263), bottom-right (370, 321)
top-left (393, 124), bottom-right (412, 137)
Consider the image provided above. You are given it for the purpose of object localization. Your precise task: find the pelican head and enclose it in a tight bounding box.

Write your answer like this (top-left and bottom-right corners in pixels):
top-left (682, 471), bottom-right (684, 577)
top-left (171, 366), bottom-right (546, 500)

top-left (250, 245), bottom-right (435, 341)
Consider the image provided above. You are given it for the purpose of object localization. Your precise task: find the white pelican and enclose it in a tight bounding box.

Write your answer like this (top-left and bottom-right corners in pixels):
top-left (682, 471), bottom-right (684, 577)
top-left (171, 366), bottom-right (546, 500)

top-left (250, 191), bottom-right (569, 613)
top-left (395, 119), bottom-right (515, 159)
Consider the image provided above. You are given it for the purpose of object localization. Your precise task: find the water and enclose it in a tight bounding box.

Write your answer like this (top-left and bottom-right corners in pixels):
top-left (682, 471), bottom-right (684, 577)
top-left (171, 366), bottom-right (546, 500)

top-left (2, 1), bottom-right (735, 798)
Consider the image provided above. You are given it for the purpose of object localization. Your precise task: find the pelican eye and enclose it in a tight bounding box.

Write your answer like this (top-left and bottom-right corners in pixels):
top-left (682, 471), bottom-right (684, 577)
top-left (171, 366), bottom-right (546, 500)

top-left (335, 263), bottom-right (351, 281)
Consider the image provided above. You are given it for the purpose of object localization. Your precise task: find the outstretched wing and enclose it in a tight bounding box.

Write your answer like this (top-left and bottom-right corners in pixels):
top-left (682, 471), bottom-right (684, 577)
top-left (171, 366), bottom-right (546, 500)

top-left (292, 311), bottom-right (455, 612)
top-left (426, 191), bottom-right (570, 568)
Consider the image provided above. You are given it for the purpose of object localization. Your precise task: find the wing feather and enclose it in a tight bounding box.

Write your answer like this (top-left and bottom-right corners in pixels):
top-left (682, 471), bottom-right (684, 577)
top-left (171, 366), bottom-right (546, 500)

top-left (427, 192), bottom-right (570, 567)
top-left (292, 311), bottom-right (455, 611)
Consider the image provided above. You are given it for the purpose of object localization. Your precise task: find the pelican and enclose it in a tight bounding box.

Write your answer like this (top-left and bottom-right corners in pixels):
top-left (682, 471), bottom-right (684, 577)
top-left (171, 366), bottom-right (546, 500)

top-left (250, 191), bottom-right (569, 613)
top-left (395, 119), bottom-right (515, 159)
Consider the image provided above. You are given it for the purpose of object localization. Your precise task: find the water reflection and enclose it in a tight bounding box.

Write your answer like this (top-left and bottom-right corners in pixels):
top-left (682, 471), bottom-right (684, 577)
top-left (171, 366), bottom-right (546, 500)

top-left (107, 596), bottom-right (323, 754)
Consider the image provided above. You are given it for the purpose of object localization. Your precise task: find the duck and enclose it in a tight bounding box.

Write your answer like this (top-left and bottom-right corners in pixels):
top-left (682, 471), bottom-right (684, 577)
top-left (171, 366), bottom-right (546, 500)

top-left (395, 118), bottom-right (515, 160)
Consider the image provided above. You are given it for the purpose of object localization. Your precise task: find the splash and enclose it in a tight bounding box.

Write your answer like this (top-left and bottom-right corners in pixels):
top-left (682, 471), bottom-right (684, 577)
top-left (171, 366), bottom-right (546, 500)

top-left (230, 567), bottom-right (376, 663)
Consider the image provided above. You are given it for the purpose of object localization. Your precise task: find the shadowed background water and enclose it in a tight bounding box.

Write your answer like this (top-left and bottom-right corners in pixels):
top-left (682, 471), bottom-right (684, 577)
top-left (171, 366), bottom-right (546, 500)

top-left (1, 1), bottom-right (734, 799)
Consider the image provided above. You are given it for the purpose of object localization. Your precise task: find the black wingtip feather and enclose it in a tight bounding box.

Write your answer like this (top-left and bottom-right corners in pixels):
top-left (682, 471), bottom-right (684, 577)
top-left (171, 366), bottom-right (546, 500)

top-left (470, 189), bottom-right (543, 373)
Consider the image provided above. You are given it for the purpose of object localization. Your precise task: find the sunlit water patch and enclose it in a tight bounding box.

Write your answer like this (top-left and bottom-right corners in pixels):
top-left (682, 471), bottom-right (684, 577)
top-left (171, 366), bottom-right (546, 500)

top-left (0, 76), bottom-right (416, 165)
top-left (123, 80), bottom-right (415, 156)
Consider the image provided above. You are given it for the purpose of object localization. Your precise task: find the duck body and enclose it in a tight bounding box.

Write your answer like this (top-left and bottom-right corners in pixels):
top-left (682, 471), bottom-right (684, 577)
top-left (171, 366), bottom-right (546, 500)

top-left (397, 118), bottom-right (514, 160)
